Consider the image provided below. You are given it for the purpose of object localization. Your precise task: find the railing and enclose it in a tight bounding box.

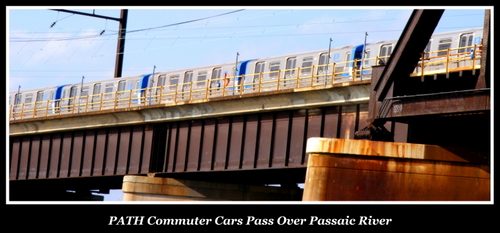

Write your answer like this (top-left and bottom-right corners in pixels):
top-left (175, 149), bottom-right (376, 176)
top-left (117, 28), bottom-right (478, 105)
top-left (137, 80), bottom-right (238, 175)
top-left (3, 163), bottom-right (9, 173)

top-left (9, 45), bottom-right (482, 122)
top-left (412, 44), bottom-right (482, 77)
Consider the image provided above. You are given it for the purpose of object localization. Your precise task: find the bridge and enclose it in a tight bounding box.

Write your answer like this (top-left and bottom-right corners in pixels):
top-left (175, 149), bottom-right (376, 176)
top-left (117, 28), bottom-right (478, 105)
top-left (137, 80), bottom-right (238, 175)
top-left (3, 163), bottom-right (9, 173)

top-left (8, 9), bottom-right (490, 201)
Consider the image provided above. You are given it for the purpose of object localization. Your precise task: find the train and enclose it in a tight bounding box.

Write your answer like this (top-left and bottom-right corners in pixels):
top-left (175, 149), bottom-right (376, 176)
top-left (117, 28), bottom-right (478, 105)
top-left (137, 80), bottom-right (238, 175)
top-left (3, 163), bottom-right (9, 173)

top-left (9, 27), bottom-right (483, 118)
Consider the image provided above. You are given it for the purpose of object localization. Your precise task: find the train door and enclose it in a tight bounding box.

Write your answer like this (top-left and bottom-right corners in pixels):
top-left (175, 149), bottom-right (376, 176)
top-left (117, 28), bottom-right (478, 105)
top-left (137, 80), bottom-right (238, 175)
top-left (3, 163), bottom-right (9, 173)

top-left (379, 44), bottom-right (393, 64)
top-left (210, 68), bottom-right (221, 89)
top-left (156, 74), bottom-right (167, 98)
top-left (91, 83), bottom-right (101, 109)
top-left (118, 80), bottom-right (126, 97)
top-left (285, 57), bottom-right (296, 76)
top-left (36, 91), bottom-right (44, 109)
top-left (318, 53), bottom-right (329, 74)
top-left (157, 75), bottom-right (167, 88)
top-left (116, 80), bottom-right (127, 106)
top-left (285, 57), bottom-right (296, 87)
top-left (458, 33), bottom-right (474, 54)
top-left (12, 93), bottom-right (22, 116)
top-left (342, 51), bottom-right (351, 75)
top-left (183, 71), bottom-right (193, 92)
top-left (317, 53), bottom-right (329, 83)
top-left (68, 85), bottom-right (78, 108)
top-left (253, 62), bottom-right (265, 86)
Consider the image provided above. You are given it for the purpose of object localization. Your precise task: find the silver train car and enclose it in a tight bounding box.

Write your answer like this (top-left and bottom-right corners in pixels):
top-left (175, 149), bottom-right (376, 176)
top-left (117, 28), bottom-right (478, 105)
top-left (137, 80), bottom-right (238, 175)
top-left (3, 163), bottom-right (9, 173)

top-left (9, 27), bottom-right (483, 117)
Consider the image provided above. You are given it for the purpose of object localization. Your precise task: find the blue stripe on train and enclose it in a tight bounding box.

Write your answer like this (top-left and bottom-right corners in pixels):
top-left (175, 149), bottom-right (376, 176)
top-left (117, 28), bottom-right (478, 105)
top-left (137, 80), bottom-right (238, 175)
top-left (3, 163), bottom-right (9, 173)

top-left (227, 59), bottom-right (253, 90)
top-left (132, 74), bottom-right (152, 102)
top-left (341, 44), bottom-right (365, 77)
top-left (52, 84), bottom-right (69, 111)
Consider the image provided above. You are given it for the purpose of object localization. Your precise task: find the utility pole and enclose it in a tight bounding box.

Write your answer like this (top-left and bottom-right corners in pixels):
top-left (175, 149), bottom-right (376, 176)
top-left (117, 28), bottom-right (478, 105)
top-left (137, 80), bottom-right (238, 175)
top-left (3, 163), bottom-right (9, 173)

top-left (114, 9), bottom-right (128, 78)
top-left (50, 9), bottom-right (128, 78)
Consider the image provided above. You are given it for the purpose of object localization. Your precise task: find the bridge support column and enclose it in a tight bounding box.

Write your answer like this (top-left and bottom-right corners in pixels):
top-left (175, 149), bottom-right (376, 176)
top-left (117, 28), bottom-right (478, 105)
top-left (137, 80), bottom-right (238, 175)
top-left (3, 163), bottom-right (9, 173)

top-left (122, 175), bottom-right (302, 201)
top-left (302, 138), bottom-right (490, 201)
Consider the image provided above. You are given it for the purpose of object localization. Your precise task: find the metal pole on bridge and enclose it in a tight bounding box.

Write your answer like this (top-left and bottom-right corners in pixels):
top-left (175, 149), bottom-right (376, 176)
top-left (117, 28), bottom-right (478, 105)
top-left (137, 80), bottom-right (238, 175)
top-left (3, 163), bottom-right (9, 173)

top-left (361, 32), bottom-right (368, 81)
top-left (327, 38), bottom-right (332, 85)
top-left (234, 52), bottom-right (239, 96)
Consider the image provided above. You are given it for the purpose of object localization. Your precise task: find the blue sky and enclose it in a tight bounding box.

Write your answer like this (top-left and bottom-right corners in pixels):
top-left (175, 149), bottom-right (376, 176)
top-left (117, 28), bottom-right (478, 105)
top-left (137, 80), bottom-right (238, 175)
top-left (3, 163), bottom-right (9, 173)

top-left (7, 6), bottom-right (488, 93)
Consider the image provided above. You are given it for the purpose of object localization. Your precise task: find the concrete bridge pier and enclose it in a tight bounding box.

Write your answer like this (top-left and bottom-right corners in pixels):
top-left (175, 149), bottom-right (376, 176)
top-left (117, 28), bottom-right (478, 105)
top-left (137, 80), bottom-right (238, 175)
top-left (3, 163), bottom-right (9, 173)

top-left (302, 138), bottom-right (490, 201)
top-left (122, 175), bottom-right (303, 201)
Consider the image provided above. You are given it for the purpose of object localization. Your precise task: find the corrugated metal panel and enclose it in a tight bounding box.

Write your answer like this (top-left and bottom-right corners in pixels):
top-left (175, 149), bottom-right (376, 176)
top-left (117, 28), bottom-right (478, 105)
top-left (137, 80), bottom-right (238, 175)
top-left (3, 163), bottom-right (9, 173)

top-left (214, 117), bottom-right (230, 170)
top-left (256, 113), bottom-right (274, 169)
top-left (18, 136), bottom-right (31, 179)
top-left (116, 126), bottom-right (131, 175)
top-left (187, 121), bottom-right (203, 171)
top-left (38, 134), bottom-right (51, 178)
top-left (59, 132), bottom-right (73, 177)
top-left (241, 115), bottom-right (259, 169)
top-left (48, 133), bottom-right (61, 178)
top-left (175, 121), bottom-right (190, 172)
top-left (227, 115), bottom-right (245, 170)
top-left (81, 131), bottom-right (95, 177)
top-left (165, 122), bottom-right (177, 172)
top-left (10, 137), bottom-right (21, 180)
top-left (271, 111), bottom-right (291, 167)
top-left (199, 119), bottom-right (216, 171)
top-left (93, 129), bottom-right (107, 176)
top-left (69, 131), bottom-right (84, 177)
top-left (288, 110), bottom-right (307, 166)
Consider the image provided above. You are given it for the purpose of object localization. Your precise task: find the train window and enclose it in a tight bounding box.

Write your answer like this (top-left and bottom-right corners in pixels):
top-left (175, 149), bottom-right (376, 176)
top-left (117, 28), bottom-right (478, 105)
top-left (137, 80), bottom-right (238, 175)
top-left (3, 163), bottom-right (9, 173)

top-left (103, 83), bottom-right (114, 99)
top-left (301, 57), bottom-right (313, 75)
top-left (269, 61), bottom-right (280, 78)
top-left (285, 57), bottom-right (296, 76)
top-left (458, 33), bottom-right (474, 53)
top-left (81, 86), bottom-right (89, 96)
top-left (318, 53), bottom-right (329, 73)
top-left (25, 93), bottom-right (33, 103)
top-left (196, 71), bottom-right (207, 86)
top-left (105, 83), bottom-right (114, 93)
top-left (437, 38), bottom-right (452, 56)
top-left (169, 75), bottom-right (179, 90)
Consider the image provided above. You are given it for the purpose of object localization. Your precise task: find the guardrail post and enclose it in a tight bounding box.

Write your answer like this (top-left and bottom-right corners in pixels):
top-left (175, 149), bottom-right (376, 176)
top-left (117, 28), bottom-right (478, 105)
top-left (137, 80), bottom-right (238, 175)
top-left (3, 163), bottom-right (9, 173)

top-left (277, 70), bottom-right (281, 91)
top-left (331, 63), bottom-right (336, 85)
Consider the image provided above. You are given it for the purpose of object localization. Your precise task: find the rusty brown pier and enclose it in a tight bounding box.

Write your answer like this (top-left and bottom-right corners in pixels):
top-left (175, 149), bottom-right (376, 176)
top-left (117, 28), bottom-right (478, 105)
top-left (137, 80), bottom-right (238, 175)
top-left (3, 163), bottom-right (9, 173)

top-left (8, 9), bottom-right (490, 201)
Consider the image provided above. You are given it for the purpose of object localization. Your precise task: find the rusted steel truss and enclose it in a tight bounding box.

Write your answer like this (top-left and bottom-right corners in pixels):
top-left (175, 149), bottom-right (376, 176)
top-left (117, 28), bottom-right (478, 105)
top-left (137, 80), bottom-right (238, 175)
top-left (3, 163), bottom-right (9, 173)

top-left (11, 104), bottom-right (409, 181)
